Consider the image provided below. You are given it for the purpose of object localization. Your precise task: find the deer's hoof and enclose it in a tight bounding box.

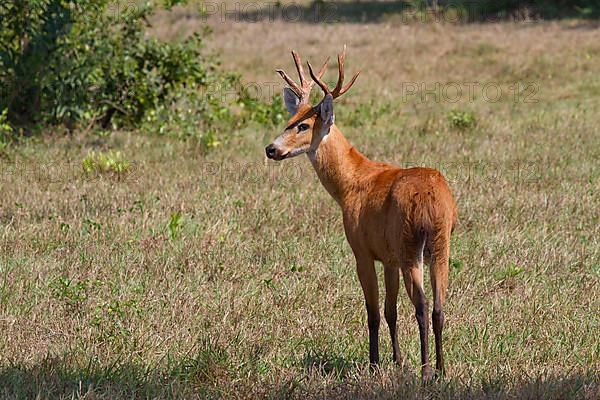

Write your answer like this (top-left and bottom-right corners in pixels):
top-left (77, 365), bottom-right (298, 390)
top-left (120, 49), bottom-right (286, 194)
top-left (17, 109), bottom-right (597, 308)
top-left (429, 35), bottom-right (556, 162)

top-left (421, 366), bottom-right (434, 384)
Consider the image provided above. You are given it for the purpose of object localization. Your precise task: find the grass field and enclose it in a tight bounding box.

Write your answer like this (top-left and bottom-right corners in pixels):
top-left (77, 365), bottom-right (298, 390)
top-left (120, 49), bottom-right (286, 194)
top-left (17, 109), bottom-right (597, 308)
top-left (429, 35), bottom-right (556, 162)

top-left (1, 1), bottom-right (599, 398)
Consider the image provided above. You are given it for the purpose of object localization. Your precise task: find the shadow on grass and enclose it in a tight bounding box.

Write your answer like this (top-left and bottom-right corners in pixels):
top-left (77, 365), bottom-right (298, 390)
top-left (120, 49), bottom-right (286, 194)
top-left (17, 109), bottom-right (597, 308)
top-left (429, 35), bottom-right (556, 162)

top-left (292, 349), bottom-right (598, 399)
top-left (0, 360), bottom-right (178, 399)
top-left (0, 355), bottom-right (597, 399)
top-left (300, 350), bottom-right (363, 378)
top-left (0, 353), bottom-right (226, 399)
top-left (289, 370), bottom-right (599, 399)
top-left (232, 1), bottom-right (600, 24)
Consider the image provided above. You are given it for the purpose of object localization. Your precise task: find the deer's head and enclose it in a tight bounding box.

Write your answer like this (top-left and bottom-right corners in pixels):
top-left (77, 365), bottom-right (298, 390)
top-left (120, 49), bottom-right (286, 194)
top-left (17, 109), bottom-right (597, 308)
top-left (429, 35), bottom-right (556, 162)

top-left (265, 46), bottom-right (360, 161)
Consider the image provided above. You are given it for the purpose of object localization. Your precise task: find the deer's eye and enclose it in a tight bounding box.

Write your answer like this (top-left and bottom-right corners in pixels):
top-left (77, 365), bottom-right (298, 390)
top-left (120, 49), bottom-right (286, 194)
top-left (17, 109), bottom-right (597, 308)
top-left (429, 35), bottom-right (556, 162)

top-left (297, 123), bottom-right (310, 133)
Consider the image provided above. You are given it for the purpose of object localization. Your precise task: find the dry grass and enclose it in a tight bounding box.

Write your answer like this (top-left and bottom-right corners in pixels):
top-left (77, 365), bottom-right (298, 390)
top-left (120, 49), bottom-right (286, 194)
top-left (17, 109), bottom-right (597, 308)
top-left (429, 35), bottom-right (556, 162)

top-left (1, 2), bottom-right (599, 399)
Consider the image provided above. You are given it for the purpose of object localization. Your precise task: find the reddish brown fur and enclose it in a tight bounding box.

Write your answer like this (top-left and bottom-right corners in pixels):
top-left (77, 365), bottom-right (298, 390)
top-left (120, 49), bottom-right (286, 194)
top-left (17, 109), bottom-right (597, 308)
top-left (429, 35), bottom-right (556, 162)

top-left (267, 48), bottom-right (457, 382)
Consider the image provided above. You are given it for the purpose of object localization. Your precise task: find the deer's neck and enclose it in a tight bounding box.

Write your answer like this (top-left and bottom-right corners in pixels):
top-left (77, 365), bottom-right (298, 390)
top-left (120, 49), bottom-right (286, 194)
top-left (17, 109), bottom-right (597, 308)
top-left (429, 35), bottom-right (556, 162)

top-left (307, 126), bottom-right (370, 207)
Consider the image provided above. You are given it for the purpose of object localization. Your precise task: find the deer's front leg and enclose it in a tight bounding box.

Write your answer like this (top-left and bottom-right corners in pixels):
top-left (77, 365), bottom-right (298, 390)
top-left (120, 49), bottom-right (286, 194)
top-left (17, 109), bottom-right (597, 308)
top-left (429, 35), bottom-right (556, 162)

top-left (355, 254), bottom-right (379, 366)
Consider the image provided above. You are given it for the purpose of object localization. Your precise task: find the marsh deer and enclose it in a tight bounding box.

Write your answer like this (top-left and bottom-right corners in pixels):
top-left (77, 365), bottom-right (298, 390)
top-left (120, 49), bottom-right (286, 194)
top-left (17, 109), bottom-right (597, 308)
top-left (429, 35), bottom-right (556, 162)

top-left (265, 46), bottom-right (457, 382)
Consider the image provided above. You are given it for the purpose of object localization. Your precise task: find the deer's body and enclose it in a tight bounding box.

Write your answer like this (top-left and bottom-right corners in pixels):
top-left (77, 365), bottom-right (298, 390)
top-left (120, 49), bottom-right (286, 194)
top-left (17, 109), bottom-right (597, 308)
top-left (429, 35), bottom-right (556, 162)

top-left (266, 48), bottom-right (457, 382)
top-left (309, 123), bottom-right (456, 259)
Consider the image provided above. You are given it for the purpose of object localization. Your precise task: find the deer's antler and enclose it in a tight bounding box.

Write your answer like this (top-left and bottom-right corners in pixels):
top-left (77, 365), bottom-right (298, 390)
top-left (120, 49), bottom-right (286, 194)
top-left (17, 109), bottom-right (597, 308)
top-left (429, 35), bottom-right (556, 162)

top-left (307, 45), bottom-right (360, 100)
top-left (276, 51), bottom-right (329, 105)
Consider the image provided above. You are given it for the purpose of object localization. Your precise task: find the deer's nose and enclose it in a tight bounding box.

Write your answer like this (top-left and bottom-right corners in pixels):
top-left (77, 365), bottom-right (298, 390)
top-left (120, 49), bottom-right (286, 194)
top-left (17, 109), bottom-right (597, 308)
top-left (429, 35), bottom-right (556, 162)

top-left (265, 144), bottom-right (277, 159)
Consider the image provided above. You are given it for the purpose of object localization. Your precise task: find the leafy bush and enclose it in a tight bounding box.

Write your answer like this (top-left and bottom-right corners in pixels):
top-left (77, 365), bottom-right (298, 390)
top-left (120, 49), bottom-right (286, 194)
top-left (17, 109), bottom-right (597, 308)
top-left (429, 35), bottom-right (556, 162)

top-left (0, 109), bottom-right (13, 154)
top-left (82, 150), bottom-right (130, 175)
top-left (238, 91), bottom-right (287, 127)
top-left (0, 0), bottom-right (275, 147)
top-left (142, 72), bottom-right (237, 146)
top-left (1, 1), bottom-right (216, 127)
top-left (448, 110), bottom-right (477, 130)
top-left (342, 100), bottom-right (391, 128)
top-left (168, 212), bottom-right (183, 240)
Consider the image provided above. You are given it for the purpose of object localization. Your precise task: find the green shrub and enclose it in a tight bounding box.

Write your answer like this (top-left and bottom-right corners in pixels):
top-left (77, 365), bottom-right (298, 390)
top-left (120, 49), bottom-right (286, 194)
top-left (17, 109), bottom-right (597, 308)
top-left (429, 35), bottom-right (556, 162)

top-left (0, 109), bottom-right (13, 154)
top-left (50, 276), bottom-right (89, 310)
top-left (142, 71), bottom-right (237, 145)
top-left (342, 100), bottom-right (391, 128)
top-left (0, 1), bottom-right (321, 149)
top-left (82, 150), bottom-right (130, 175)
top-left (448, 110), bottom-right (477, 130)
top-left (0, 1), bottom-right (252, 138)
top-left (168, 212), bottom-right (183, 240)
top-left (238, 91), bottom-right (287, 127)
top-left (1, 0), bottom-right (216, 128)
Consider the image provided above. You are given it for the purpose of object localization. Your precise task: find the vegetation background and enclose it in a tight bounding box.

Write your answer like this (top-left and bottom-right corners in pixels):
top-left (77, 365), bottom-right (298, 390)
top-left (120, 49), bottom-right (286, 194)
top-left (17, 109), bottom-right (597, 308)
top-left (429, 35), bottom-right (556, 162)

top-left (0, 1), bottom-right (598, 398)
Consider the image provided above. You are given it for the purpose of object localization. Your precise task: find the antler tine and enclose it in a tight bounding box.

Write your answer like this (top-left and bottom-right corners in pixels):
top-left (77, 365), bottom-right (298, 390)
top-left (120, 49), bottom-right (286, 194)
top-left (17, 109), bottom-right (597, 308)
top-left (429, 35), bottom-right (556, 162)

top-left (291, 51), bottom-right (306, 87)
top-left (309, 45), bottom-right (359, 100)
top-left (332, 45), bottom-right (347, 97)
top-left (307, 58), bottom-right (331, 95)
top-left (339, 70), bottom-right (361, 96)
top-left (311, 57), bottom-right (330, 88)
top-left (276, 69), bottom-right (303, 98)
top-left (331, 45), bottom-right (360, 97)
top-left (277, 51), bottom-right (329, 104)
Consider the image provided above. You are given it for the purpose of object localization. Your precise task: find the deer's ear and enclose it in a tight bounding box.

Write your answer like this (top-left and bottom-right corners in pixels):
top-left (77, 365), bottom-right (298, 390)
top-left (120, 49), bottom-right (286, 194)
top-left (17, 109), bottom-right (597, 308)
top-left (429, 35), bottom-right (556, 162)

top-left (283, 88), bottom-right (300, 116)
top-left (319, 94), bottom-right (335, 134)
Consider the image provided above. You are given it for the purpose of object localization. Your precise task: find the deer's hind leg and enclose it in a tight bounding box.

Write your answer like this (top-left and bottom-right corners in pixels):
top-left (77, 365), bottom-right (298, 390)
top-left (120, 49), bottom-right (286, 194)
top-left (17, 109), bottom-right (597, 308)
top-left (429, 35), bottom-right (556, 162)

top-left (383, 265), bottom-right (401, 364)
top-left (428, 229), bottom-right (451, 375)
top-left (400, 238), bottom-right (433, 383)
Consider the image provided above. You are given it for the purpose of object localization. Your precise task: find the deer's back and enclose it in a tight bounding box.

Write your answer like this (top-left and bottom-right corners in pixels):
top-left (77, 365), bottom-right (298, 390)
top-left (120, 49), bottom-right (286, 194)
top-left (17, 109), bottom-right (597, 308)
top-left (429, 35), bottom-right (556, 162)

top-left (342, 165), bottom-right (457, 263)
